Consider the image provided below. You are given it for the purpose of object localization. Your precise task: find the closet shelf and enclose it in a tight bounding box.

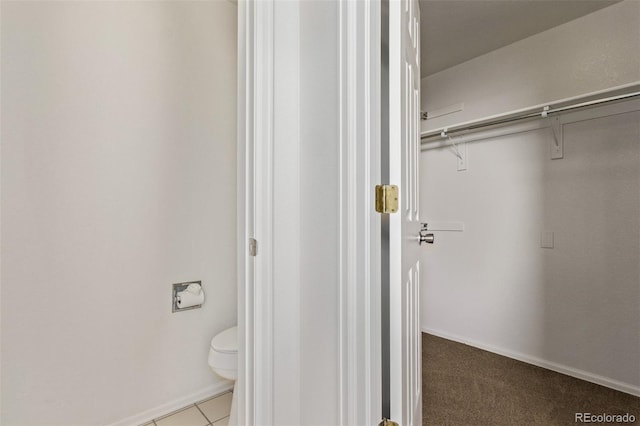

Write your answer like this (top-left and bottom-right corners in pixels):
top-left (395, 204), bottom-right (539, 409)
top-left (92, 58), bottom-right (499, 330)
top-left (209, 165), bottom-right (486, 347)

top-left (420, 82), bottom-right (640, 144)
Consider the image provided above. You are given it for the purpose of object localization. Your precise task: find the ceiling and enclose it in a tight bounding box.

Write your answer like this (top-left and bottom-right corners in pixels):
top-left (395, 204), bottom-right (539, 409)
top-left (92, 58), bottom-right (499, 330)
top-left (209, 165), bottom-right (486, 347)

top-left (420, 0), bottom-right (621, 78)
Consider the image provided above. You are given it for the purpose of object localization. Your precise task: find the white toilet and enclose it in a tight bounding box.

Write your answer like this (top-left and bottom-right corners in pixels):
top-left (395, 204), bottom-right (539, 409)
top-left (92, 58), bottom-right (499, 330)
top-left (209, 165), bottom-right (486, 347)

top-left (208, 326), bottom-right (238, 426)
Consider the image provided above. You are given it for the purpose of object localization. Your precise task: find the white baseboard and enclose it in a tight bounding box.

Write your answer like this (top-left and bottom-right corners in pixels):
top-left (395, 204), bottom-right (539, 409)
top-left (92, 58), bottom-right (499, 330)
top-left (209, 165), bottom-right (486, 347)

top-left (422, 326), bottom-right (640, 398)
top-left (108, 381), bottom-right (234, 426)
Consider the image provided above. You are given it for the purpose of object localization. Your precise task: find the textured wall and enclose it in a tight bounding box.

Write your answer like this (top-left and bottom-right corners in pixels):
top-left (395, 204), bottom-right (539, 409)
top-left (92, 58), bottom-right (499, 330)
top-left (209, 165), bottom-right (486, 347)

top-left (421, 0), bottom-right (640, 132)
top-left (421, 107), bottom-right (640, 393)
top-left (419, 0), bottom-right (640, 395)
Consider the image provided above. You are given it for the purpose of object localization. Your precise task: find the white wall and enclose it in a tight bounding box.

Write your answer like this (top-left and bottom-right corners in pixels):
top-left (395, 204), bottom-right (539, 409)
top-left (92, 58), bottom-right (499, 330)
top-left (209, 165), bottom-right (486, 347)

top-left (1, 1), bottom-right (237, 424)
top-left (421, 0), bottom-right (640, 132)
top-left (420, 1), bottom-right (640, 395)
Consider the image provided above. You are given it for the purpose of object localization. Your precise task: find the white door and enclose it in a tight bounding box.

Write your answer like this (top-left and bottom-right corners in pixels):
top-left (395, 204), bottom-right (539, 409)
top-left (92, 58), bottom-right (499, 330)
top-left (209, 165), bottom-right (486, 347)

top-left (388, 0), bottom-right (422, 424)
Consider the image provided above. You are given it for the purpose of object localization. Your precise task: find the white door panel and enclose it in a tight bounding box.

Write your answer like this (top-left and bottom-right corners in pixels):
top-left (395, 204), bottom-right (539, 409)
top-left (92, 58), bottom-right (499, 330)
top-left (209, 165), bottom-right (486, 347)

top-left (388, 0), bottom-right (421, 424)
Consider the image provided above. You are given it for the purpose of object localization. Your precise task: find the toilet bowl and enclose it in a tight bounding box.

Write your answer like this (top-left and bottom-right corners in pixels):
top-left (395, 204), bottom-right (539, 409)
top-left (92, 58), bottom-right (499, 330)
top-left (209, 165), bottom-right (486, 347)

top-left (208, 326), bottom-right (238, 426)
top-left (208, 326), bottom-right (237, 380)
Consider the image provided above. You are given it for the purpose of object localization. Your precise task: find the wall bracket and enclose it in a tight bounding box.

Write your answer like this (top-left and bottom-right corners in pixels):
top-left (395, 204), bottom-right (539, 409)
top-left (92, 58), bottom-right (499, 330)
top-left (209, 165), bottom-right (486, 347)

top-left (549, 116), bottom-right (564, 159)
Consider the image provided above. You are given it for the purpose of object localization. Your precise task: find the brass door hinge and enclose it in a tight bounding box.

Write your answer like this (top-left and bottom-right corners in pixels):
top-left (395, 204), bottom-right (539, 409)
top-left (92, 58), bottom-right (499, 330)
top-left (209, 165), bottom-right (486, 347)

top-left (375, 184), bottom-right (399, 214)
top-left (378, 419), bottom-right (399, 426)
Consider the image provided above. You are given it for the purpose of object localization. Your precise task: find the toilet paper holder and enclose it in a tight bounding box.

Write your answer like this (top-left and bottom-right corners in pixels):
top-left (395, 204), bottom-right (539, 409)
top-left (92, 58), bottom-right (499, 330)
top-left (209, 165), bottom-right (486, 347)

top-left (172, 281), bottom-right (204, 313)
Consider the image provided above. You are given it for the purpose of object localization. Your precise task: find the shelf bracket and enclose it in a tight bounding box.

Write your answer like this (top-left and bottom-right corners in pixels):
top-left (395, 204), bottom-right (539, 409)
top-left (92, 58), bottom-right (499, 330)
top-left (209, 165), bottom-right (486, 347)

top-left (549, 116), bottom-right (563, 160)
top-left (455, 140), bottom-right (467, 171)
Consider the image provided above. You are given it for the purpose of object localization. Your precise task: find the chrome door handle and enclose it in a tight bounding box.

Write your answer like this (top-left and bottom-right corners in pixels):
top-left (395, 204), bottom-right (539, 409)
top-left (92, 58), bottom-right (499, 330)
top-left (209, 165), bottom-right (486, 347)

top-left (419, 230), bottom-right (435, 245)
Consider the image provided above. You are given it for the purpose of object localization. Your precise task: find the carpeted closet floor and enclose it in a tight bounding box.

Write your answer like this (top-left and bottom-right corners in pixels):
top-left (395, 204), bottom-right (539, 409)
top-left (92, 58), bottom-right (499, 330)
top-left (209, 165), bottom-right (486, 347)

top-left (422, 333), bottom-right (640, 425)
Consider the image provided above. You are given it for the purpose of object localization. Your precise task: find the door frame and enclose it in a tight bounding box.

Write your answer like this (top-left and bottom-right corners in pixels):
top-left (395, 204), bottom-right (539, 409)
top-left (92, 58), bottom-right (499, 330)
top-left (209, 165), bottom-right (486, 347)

top-left (237, 0), bottom-right (383, 424)
top-left (237, 1), bottom-right (275, 424)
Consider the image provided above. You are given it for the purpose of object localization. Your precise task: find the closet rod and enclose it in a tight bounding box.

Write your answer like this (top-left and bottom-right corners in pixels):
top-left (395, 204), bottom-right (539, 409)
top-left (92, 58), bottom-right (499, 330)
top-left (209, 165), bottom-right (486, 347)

top-left (420, 90), bottom-right (640, 142)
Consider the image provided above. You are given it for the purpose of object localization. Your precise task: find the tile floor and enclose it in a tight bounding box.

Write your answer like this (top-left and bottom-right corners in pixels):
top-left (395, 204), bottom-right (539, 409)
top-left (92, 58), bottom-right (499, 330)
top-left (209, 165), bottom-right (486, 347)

top-left (142, 391), bottom-right (232, 426)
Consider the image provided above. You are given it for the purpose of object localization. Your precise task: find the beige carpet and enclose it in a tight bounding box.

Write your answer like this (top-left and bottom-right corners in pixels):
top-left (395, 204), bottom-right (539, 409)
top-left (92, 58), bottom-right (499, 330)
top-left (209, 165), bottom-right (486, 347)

top-left (422, 333), bottom-right (640, 425)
